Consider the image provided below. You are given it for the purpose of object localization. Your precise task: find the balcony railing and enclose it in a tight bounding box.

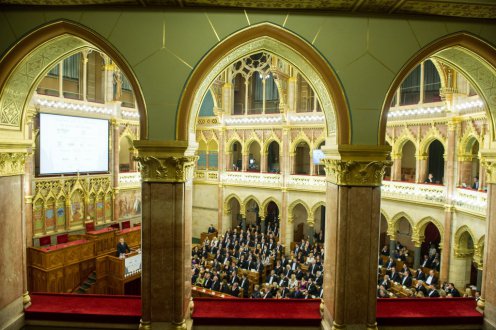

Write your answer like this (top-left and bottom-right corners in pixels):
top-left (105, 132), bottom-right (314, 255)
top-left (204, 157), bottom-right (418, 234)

top-left (453, 187), bottom-right (487, 215)
top-left (221, 171), bottom-right (282, 186)
top-left (381, 181), bottom-right (446, 205)
top-left (118, 172), bottom-right (141, 188)
top-left (195, 170), bottom-right (219, 181)
top-left (287, 175), bottom-right (326, 192)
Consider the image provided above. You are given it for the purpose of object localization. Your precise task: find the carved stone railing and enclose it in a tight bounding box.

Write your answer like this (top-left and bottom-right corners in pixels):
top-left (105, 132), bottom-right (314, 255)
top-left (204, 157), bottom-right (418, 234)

top-left (381, 181), bottom-right (446, 205)
top-left (195, 170), bottom-right (219, 181)
top-left (452, 188), bottom-right (487, 215)
top-left (34, 93), bottom-right (114, 116)
top-left (220, 171), bottom-right (282, 186)
top-left (118, 172), bottom-right (141, 188)
top-left (287, 175), bottom-right (326, 192)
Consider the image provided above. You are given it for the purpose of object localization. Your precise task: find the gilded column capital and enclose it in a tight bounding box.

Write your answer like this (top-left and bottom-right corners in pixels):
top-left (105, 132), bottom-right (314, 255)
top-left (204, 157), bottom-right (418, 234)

top-left (481, 158), bottom-right (496, 184)
top-left (322, 144), bottom-right (392, 187)
top-left (134, 140), bottom-right (197, 183)
top-left (391, 153), bottom-right (402, 160)
top-left (0, 151), bottom-right (27, 177)
top-left (323, 159), bottom-right (391, 187)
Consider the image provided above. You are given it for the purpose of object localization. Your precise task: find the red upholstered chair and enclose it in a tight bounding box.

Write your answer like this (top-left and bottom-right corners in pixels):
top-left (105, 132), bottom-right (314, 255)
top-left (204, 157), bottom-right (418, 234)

top-left (122, 221), bottom-right (131, 229)
top-left (85, 222), bottom-right (95, 232)
top-left (39, 236), bottom-right (51, 246)
top-left (110, 223), bottom-right (120, 230)
top-left (56, 234), bottom-right (68, 244)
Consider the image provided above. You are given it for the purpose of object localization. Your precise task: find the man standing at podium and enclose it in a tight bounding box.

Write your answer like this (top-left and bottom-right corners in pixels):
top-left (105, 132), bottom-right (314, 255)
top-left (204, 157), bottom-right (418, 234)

top-left (117, 237), bottom-right (131, 257)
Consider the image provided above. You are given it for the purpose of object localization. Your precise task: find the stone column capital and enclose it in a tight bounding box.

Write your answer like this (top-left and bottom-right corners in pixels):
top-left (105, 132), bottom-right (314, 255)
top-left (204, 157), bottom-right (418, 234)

top-left (481, 156), bottom-right (496, 184)
top-left (0, 150), bottom-right (28, 177)
top-left (322, 144), bottom-right (392, 186)
top-left (134, 140), bottom-right (197, 183)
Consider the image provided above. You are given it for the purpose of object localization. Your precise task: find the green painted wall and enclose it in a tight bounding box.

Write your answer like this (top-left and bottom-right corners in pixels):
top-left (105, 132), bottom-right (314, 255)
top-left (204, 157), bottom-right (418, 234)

top-left (1, 9), bottom-right (495, 144)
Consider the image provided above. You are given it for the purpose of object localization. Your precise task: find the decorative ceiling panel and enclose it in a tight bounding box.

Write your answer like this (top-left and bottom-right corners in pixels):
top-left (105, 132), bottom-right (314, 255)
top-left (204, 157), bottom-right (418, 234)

top-left (0, 0), bottom-right (495, 19)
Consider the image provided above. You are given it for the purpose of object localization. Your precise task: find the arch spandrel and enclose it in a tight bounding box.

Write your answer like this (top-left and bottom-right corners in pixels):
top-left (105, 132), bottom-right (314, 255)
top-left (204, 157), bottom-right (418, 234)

top-left (177, 23), bottom-right (350, 148)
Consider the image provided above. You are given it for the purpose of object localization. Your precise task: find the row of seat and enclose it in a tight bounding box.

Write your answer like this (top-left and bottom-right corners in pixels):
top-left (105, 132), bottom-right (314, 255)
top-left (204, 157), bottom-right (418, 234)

top-left (38, 220), bottom-right (133, 247)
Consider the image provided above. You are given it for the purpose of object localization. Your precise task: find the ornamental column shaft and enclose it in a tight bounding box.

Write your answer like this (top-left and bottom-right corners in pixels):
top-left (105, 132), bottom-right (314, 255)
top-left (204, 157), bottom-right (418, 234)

top-left (416, 154), bottom-right (428, 183)
top-left (322, 145), bottom-right (390, 330)
top-left (480, 157), bottom-right (496, 327)
top-left (135, 140), bottom-right (196, 330)
top-left (440, 119), bottom-right (459, 282)
top-left (390, 154), bottom-right (401, 181)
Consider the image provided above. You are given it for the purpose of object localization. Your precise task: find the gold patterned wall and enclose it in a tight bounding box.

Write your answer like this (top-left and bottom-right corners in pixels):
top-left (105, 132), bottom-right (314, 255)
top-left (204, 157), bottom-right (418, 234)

top-left (32, 175), bottom-right (113, 236)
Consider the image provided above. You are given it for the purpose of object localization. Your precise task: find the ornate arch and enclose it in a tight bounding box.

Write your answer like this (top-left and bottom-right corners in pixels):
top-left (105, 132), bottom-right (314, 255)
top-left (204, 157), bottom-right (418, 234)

top-left (178, 23), bottom-right (351, 147)
top-left (392, 133), bottom-right (417, 157)
top-left (288, 199), bottom-right (311, 219)
top-left (224, 193), bottom-right (243, 216)
top-left (419, 127), bottom-right (447, 156)
top-left (414, 216), bottom-right (444, 247)
top-left (243, 195), bottom-right (261, 216)
top-left (454, 225), bottom-right (476, 258)
top-left (225, 136), bottom-right (243, 153)
top-left (390, 211), bottom-right (415, 236)
top-left (0, 20), bottom-right (147, 139)
top-left (261, 197), bottom-right (281, 219)
top-left (290, 131), bottom-right (312, 153)
top-left (245, 134), bottom-right (262, 154)
top-left (458, 129), bottom-right (480, 157)
top-left (310, 201), bottom-right (326, 217)
top-left (380, 32), bottom-right (496, 144)
top-left (263, 134), bottom-right (282, 154)
top-left (474, 235), bottom-right (485, 268)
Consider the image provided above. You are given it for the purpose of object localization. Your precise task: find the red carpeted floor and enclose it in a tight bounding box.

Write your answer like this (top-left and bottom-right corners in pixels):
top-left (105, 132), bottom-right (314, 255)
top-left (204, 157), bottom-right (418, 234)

top-left (192, 298), bottom-right (322, 326)
top-left (25, 293), bottom-right (141, 323)
top-left (377, 298), bottom-right (483, 326)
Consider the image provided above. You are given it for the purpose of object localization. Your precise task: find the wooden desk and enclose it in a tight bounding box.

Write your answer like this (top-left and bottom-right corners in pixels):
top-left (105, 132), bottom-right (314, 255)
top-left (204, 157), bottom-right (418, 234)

top-left (200, 231), bottom-right (218, 244)
top-left (95, 252), bottom-right (141, 295)
top-left (28, 239), bottom-right (95, 293)
top-left (191, 286), bottom-right (238, 299)
top-left (116, 226), bottom-right (141, 249)
top-left (86, 227), bottom-right (118, 256)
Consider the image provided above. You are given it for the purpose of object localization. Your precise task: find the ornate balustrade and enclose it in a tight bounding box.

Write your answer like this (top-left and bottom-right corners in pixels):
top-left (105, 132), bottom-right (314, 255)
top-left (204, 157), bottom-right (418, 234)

top-left (220, 171), bottom-right (282, 187)
top-left (381, 181), bottom-right (446, 205)
top-left (287, 175), bottom-right (326, 192)
top-left (118, 172), bottom-right (141, 188)
top-left (453, 187), bottom-right (487, 215)
top-left (195, 170), bottom-right (219, 181)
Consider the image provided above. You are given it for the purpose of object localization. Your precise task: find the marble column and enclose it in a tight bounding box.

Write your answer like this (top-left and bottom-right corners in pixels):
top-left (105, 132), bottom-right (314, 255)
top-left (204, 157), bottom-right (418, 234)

top-left (260, 152), bottom-right (267, 173)
top-left (480, 157), bottom-right (496, 328)
top-left (285, 214), bottom-right (294, 250)
top-left (458, 158), bottom-right (473, 186)
top-left (477, 268), bottom-right (483, 292)
top-left (242, 152), bottom-right (249, 172)
top-left (416, 154), bottom-right (428, 183)
top-left (240, 216), bottom-right (247, 231)
top-left (390, 154), bottom-right (401, 181)
top-left (413, 241), bottom-right (422, 270)
top-left (389, 239), bottom-right (396, 258)
top-left (0, 150), bottom-right (29, 330)
top-left (134, 141), bottom-right (196, 330)
top-left (260, 218), bottom-right (266, 234)
top-left (287, 76), bottom-right (297, 112)
top-left (440, 120), bottom-right (458, 282)
top-left (322, 145), bottom-right (390, 330)
top-left (307, 221), bottom-right (315, 245)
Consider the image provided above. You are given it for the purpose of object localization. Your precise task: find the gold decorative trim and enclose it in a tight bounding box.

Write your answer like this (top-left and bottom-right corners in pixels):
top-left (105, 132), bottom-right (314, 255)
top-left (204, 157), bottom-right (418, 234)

top-left (481, 158), bottom-right (496, 184)
top-left (324, 160), bottom-right (391, 187)
top-left (138, 319), bottom-right (151, 330)
top-left (23, 291), bottom-right (31, 308)
top-left (0, 151), bottom-right (27, 177)
top-left (134, 140), bottom-right (197, 183)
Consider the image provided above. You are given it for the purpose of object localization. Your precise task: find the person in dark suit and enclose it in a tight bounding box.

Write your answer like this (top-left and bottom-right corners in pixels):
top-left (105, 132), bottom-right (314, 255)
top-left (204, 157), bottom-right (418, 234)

top-left (208, 224), bottom-right (217, 233)
top-left (400, 270), bottom-right (412, 287)
top-left (266, 270), bottom-right (279, 284)
top-left (385, 257), bottom-right (396, 271)
top-left (116, 237), bottom-right (131, 257)
top-left (415, 280), bottom-right (427, 296)
top-left (203, 273), bottom-right (212, 289)
top-left (427, 285), bottom-right (440, 297)
top-left (230, 282), bottom-right (240, 297)
top-left (416, 268), bottom-right (426, 281)
top-left (446, 283), bottom-right (461, 297)
top-left (250, 285), bottom-right (261, 298)
top-left (389, 267), bottom-right (400, 283)
top-left (378, 275), bottom-right (391, 290)
top-left (424, 173), bottom-right (435, 184)
top-left (211, 275), bottom-right (221, 291)
top-left (262, 288), bottom-right (273, 299)
top-left (420, 255), bottom-right (431, 268)
top-left (240, 274), bottom-right (250, 298)
top-left (425, 270), bottom-right (438, 286)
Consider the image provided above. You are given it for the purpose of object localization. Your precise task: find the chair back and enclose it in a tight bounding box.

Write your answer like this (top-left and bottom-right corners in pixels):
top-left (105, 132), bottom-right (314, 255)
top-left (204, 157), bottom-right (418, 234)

top-left (39, 236), bottom-right (51, 246)
top-left (122, 221), bottom-right (131, 229)
top-left (85, 222), bottom-right (95, 232)
top-left (56, 234), bottom-right (68, 244)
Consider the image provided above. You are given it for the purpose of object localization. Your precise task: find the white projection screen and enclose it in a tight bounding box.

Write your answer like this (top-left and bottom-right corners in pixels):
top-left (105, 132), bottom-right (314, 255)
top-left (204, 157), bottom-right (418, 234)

top-left (39, 113), bottom-right (109, 175)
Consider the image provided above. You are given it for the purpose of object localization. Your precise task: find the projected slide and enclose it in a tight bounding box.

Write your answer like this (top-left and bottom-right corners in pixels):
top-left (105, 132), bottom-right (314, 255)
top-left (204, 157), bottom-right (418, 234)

top-left (40, 113), bottom-right (109, 175)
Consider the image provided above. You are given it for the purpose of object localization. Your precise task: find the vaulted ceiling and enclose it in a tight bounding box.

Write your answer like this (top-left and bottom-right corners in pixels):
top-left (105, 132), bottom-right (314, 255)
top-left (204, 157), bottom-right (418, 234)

top-left (1, 0), bottom-right (495, 20)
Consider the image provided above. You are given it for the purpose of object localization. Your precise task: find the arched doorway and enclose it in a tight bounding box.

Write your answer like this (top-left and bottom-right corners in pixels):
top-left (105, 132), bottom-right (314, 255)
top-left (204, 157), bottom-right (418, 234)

top-left (401, 140), bottom-right (416, 182)
top-left (292, 203), bottom-right (309, 243)
top-left (230, 141), bottom-right (242, 171)
top-left (427, 139), bottom-right (445, 184)
top-left (452, 227), bottom-right (476, 290)
top-left (247, 141), bottom-right (261, 172)
top-left (294, 141), bottom-right (311, 175)
top-left (267, 141), bottom-right (280, 173)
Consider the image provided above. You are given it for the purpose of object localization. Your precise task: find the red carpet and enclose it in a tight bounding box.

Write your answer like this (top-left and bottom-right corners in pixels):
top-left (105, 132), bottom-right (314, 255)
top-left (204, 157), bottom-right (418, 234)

top-left (192, 298), bottom-right (322, 326)
top-left (25, 293), bottom-right (141, 323)
top-left (377, 298), bottom-right (483, 326)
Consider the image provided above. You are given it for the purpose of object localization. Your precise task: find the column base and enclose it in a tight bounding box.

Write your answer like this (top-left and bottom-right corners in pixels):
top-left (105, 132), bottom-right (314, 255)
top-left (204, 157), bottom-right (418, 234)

top-left (140, 320), bottom-right (193, 330)
top-left (23, 291), bottom-right (31, 309)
